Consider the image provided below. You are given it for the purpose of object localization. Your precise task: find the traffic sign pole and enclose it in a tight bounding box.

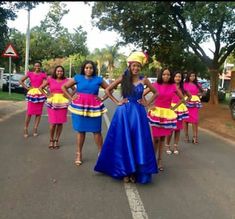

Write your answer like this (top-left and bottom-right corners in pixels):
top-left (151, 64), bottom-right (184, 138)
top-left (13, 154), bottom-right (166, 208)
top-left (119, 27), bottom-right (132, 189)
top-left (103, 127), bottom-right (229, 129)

top-left (1, 43), bottom-right (19, 95)
top-left (9, 57), bottom-right (12, 94)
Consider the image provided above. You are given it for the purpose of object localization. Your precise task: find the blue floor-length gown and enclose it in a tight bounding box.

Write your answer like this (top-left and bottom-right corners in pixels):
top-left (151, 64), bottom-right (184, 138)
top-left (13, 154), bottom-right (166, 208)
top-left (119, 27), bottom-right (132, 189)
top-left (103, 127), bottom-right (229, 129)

top-left (94, 83), bottom-right (158, 184)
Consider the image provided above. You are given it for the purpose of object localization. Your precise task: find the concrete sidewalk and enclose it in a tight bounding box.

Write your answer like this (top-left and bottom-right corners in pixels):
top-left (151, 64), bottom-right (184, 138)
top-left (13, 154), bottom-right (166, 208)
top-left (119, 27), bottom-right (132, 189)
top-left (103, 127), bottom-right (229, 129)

top-left (0, 100), bottom-right (26, 122)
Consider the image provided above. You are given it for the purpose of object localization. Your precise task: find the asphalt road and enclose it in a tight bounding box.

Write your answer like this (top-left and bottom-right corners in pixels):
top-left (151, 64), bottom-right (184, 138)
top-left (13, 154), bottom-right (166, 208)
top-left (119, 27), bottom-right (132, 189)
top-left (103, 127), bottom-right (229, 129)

top-left (0, 91), bottom-right (234, 219)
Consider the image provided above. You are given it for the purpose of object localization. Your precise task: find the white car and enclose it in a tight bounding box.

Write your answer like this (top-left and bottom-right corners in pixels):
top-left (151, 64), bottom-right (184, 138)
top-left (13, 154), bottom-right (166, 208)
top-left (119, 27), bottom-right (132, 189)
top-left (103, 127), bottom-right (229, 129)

top-left (147, 77), bottom-right (157, 83)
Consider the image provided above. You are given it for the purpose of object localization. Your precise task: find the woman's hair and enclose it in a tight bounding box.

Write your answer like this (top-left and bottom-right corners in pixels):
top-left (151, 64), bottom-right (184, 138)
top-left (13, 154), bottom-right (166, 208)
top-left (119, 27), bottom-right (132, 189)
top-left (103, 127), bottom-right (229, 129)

top-left (185, 71), bottom-right (203, 92)
top-left (51, 65), bottom-right (66, 79)
top-left (157, 67), bottom-right (174, 84)
top-left (173, 70), bottom-right (185, 94)
top-left (80, 60), bottom-right (97, 76)
top-left (121, 67), bottom-right (134, 97)
top-left (34, 61), bottom-right (42, 67)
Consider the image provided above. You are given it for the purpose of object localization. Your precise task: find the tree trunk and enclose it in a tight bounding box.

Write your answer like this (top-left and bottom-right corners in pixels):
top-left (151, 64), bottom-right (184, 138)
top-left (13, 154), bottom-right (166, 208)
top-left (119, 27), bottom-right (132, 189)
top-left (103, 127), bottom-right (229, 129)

top-left (208, 68), bottom-right (219, 105)
top-left (230, 70), bottom-right (235, 91)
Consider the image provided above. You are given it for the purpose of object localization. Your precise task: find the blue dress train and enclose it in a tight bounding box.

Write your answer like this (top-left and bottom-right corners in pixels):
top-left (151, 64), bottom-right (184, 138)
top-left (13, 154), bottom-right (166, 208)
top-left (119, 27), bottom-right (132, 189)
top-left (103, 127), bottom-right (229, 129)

top-left (94, 83), bottom-right (158, 184)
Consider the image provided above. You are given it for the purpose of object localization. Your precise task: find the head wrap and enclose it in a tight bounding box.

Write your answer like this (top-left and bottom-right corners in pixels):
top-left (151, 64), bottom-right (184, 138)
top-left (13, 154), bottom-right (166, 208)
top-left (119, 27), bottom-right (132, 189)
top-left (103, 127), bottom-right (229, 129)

top-left (126, 51), bottom-right (148, 66)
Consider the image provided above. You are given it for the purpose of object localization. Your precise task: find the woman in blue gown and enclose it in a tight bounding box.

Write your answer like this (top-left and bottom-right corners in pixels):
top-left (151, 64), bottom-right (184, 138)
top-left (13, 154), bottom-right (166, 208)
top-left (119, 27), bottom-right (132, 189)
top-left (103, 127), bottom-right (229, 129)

top-left (94, 51), bottom-right (158, 184)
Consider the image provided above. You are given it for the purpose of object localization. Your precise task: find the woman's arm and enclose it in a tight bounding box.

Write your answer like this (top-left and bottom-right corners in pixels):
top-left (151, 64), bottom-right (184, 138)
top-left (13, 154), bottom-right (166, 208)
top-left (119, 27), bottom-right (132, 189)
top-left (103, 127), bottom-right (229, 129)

top-left (61, 78), bottom-right (76, 101)
top-left (141, 77), bottom-right (158, 107)
top-left (105, 75), bottom-right (124, 105)
top-left (99, 79), bottom-right (110, 102)
top-left (39, 80), bottom-right (49, 97)
top-left (185, 90), bottom-right (192, 101)
top-left (19, 75), bottom-right (30, 90)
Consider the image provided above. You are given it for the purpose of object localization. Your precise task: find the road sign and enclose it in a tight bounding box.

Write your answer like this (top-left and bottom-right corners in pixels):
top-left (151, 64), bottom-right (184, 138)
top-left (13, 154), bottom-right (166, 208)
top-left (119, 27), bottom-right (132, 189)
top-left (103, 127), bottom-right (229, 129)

top-left (1, 43), bottom-right (19, 58)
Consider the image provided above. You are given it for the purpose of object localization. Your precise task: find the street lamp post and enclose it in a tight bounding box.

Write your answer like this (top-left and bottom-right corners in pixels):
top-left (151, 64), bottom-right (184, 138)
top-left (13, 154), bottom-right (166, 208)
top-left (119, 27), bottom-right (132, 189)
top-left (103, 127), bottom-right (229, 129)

top-left (24, 7), bottom-right (30, 75)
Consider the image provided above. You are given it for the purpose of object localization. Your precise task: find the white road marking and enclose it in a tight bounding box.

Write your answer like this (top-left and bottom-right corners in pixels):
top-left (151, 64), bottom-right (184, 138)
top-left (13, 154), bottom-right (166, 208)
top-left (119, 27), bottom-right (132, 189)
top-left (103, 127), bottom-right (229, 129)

top-left (103, 112), bottom-right (149, 219)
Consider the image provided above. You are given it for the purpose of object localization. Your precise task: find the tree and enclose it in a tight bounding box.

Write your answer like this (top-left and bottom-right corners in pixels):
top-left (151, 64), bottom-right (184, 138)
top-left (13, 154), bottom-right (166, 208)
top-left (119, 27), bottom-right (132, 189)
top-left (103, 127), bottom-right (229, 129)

top-left (40, 2), bottom-right (69, 38)
top-left (91, 2), bottom-right (235, 104)
top-left (102, 44), bottom-right (120, 79)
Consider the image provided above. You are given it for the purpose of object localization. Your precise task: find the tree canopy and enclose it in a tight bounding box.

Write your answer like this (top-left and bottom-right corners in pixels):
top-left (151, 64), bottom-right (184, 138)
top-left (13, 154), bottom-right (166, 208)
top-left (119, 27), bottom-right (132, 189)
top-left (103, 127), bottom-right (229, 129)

top-left (91, 1), bottom-right (235, 103)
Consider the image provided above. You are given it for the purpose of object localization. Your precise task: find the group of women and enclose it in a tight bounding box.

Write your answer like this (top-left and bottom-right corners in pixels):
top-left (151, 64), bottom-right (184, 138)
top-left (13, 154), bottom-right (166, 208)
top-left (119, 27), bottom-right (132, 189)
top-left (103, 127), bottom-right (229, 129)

top-left (19, 51), bottom-right (203, 185)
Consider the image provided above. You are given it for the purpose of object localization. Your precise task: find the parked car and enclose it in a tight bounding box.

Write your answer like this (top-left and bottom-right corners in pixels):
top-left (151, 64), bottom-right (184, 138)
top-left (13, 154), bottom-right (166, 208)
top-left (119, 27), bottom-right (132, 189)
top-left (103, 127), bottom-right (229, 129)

top-left (199, 80), bottom-right (226, 102)
top-left (229, 90), bottom-right (235, 120)
top-left (2, 73), bottom-right (29, 94)
top-left (147, 77), bottom-right (157, 83)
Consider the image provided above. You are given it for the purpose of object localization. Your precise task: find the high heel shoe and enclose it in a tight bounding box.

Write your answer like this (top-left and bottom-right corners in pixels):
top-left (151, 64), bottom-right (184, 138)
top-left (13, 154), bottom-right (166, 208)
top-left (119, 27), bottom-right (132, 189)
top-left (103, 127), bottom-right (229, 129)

top-left (33, 128), bottom-right (38, 137)
top-left (192, 136), bottom-right (198, 144)
top-left (173, 144), bottom-right (179, 155)
top-left (158, 159), bottom-right (164, 171)
top-left (24, 128), bottom-right (29, 138)
top-left (123, 176), bottom-right (130, 183)
top-left (49, 139), bottom-right (54, 149)
top-left (53, 140), bottom-right (60, 149)
top-left (184, 135), bottom-right (190, 143)
top-left (165, 144), bottom-right (172, 155)
top-left (75, 152), bottom-right (83, 166)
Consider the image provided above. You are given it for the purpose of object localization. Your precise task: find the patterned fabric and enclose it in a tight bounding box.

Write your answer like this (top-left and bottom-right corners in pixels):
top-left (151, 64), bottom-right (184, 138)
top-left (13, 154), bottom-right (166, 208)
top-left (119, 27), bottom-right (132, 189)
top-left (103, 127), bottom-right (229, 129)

top-left (68, 93), bottom-right (107, 117)
top-left (186, 95), bottom-right (202, 108)
top-left (26, 88), bottom-right (47, 103)
top-left (46, 93), bottom-right (69, 109)
top-left (148, 107), bottom-right (177, 129)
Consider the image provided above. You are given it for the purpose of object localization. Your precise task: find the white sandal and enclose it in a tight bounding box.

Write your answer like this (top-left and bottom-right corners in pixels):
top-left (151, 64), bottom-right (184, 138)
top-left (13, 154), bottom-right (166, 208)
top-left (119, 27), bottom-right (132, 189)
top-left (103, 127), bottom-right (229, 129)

top-left (165, 144), bottom-right (172, 155)
top-left (173, 144), bottom-right (179, 155)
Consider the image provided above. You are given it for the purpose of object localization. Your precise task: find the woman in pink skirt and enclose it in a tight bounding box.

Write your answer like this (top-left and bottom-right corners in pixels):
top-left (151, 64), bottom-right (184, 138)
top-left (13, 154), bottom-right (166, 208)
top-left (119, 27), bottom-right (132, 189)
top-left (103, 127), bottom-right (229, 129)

top-left (19, 62), bottom-right (47, 138)
top-left (183, 71), bottom-right (204, 144)
top-left (39, 65), bottom-right (75, 149)
top-left (165, 71), bottom-right (190, 155)
top-left (145, 68), bottom-right (185, 171)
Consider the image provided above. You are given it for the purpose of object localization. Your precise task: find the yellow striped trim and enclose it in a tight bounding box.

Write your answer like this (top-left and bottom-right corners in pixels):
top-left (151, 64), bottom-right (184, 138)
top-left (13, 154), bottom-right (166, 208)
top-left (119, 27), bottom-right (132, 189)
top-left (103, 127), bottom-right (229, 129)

top-left (47, 93), bottom-right (69, 104)
top-left (171, 103), bottom-right (188, 112)
top-left (68, 106), bottom-right (107, 117)
top-left (148, 107), bottom-right (177, 119)
top-left (27, 88), bottom-right (43, 95)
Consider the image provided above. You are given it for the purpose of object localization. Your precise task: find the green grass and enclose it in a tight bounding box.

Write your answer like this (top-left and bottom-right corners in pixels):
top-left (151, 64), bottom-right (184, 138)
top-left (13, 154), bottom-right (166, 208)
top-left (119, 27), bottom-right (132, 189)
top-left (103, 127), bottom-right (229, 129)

top-left (0, 91), bottom-right (25, 101)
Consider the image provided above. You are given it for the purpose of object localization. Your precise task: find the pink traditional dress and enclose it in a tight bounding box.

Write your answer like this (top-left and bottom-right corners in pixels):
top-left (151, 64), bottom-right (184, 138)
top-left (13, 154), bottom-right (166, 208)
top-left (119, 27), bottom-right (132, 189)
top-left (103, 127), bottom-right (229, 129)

top-left (148, 83), bottom-right (178, 137)
top-left (171, 90), bottom-right (189, 130)
top-left (26, 71), bottom-right (47, 115)
top-left (183, 82), bottom-right (202, 124)
top-left (46, 77), bottom-right (69, 124)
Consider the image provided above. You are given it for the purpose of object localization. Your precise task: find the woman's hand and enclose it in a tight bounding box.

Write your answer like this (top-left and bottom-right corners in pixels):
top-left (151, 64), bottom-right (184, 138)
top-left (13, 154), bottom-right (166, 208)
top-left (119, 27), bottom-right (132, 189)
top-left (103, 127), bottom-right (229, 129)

top-left (47, 93), bottom-right (53, 98)
top-left (96, 96), bottom-right (103, 102)
top-left (117, 98), bottom-right (128, 106)
top-left (71, 93), bottom-right (78, 101)
top-left (147, 105), bottom-right (155, 111)
top-left (138, 98), bottom-right (148, 107)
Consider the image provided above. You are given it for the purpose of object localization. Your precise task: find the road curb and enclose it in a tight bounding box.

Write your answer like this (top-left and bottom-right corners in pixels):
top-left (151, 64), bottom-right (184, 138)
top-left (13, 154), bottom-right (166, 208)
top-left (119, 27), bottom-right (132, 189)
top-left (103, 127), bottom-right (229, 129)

top-left (199, 126), bottom-right (235, 146)
top-left (0, 101), bottom-right (26, 122)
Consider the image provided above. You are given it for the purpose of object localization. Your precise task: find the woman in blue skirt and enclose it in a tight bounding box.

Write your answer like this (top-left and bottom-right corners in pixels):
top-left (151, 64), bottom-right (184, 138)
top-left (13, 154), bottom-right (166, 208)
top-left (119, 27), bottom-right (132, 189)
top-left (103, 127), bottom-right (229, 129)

top-left (94, 52), bottom-right (158, 184)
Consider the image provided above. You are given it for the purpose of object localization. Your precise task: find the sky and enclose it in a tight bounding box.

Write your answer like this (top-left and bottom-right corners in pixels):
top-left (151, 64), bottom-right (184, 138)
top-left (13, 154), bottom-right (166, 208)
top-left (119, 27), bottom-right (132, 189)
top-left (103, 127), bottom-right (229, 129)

top-left (7, 1), bottom-right (214, 58)
top-left (7, 2), bottom-right (137, 56)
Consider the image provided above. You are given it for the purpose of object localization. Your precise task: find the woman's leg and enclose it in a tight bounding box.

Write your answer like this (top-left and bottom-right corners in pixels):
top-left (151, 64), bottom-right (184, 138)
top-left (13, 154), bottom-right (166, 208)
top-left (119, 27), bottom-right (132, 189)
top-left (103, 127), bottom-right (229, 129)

top-left (192, 123), bottom-right (199, 144)
top-left (93, 132), bottom-right (103, 155)
top-left (75, 132), bottom-right (86, 165)
top-left (24, 114), bottom-right (31, 138)
top-left (33, 115), bottom-right (41, 136)
top-left (49, 124), bottom-right (56, 149)
top-left (158, 136), bottom-right (165, 171)
top-left (165, 132), bottom-right (173, 155)
top-left (54, 124), bottom-right (63, 149)
top-left (173, 130), bottom-right (180, 154)
top-left (183, 121), bottom-right (189, 142)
